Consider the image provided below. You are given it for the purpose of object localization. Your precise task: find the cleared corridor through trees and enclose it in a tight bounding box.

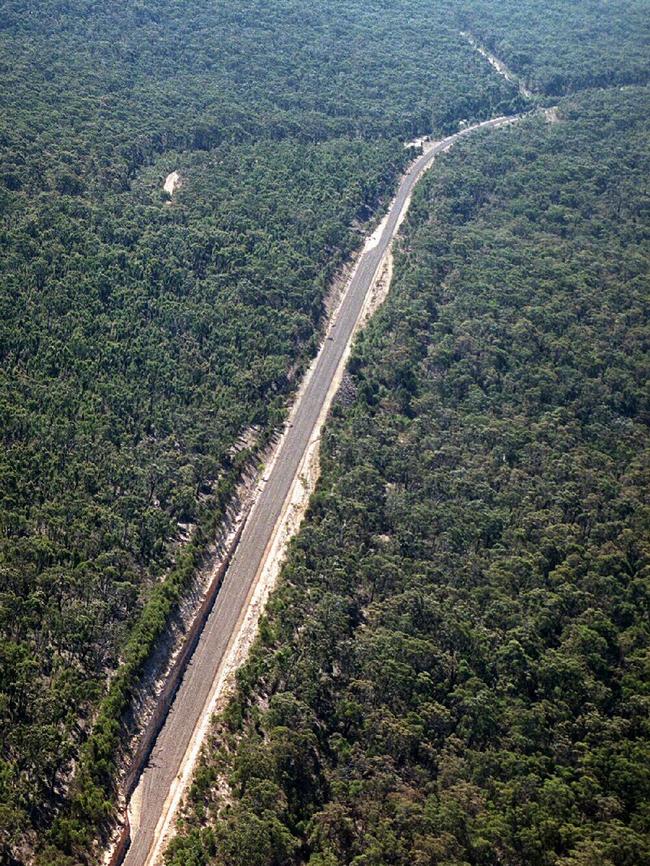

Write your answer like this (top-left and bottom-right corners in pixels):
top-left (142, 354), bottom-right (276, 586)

top-left (120, 113), bottom-right (521, 866)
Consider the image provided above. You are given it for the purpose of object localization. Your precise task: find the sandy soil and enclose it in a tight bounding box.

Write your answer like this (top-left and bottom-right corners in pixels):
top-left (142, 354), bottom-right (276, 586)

top-left (360, 250), bottom-right (393, 326)
top-left (462, 31), bottom-right (534, 100)
top-left (404, 135), bottom-right (437, 153)
top-left (163, 171), bottom-right (180, 197)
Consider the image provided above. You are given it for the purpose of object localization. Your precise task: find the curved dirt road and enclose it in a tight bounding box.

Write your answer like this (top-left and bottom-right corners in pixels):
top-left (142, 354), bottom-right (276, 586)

top-left (121, 113), bottom-right (519, 866)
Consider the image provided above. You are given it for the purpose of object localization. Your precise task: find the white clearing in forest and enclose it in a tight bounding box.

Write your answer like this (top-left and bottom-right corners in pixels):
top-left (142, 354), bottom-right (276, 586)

top-left (164, 171), bottom-right (180, 197)
top-left (404, 135), bottom-right (436, 152)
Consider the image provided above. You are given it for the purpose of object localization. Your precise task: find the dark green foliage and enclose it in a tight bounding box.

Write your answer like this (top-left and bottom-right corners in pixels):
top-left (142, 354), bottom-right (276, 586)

top-left (169, 89), bottom-right (650, 866)
top-left (0, 1), bottom-right (525, 860)
top-left (2, 0), bottom-right (648, 862)
top-left (0, 0), bottom-right (522, 198)
top-left (459, 0), bottom-right (650, 95)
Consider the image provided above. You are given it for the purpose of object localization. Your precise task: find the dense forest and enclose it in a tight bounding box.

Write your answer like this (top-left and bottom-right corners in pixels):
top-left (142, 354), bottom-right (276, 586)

top-left (1, 1), bottom-right (525, 861)
top-left (459, 0), bottom-right (649, 96)
top-left (1, 0), bottom-right (648, 864)
top-left (167, 88), bottom-right (649, 866)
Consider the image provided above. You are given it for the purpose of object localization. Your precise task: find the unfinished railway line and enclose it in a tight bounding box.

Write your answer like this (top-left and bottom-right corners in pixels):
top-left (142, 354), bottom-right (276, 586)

top-left (117, 113), bottom-right (522, 866)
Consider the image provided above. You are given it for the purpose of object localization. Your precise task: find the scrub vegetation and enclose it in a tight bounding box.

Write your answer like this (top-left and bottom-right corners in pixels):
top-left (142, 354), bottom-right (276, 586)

top-left (1, 1), bottom-right (521, 862)
top-left (459, 0), bottom-right (649, 96)
top-left (168, 87), bottom-right (650, 866)
top-left (0, 1), bottom-right (648, 864)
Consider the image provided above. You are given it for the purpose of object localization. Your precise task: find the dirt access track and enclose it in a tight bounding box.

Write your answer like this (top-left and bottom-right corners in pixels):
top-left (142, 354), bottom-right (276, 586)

top-left (115, 113), bottom-right (522, 866)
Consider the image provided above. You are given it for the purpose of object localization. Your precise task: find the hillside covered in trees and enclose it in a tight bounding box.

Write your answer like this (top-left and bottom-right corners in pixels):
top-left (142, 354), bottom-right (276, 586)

top-left (459, 0), bottom-right (649, 96)
top-left (1, 1), bottom-right (525, 862)
top-left (167, 87), bottom-right (649, 866)
top-left (1, 1), bottom-right (648, 864)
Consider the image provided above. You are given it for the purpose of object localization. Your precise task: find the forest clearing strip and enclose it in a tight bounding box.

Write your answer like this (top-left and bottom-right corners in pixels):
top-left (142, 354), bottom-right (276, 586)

top-left (461, 31), bottom-right (535, 99)
top-left (116, 112), bottom-right (524, 866)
